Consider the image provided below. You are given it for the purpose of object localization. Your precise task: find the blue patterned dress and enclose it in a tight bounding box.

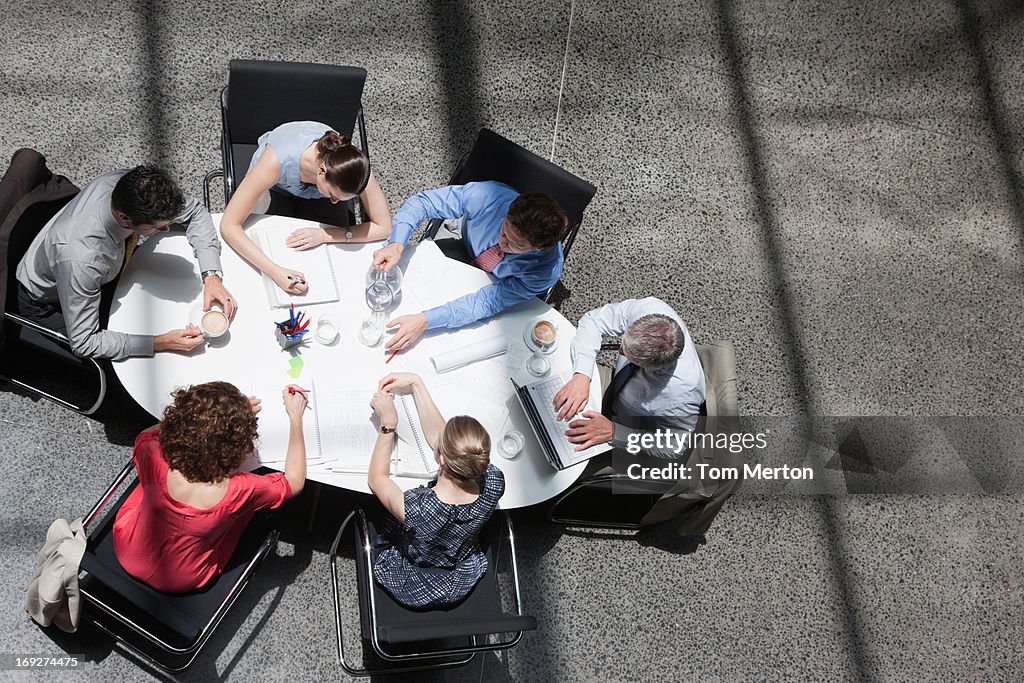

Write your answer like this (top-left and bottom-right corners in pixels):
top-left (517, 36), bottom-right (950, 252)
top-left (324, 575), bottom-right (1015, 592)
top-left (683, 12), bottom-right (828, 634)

top-left (373, 464), bottom-right (505, 609)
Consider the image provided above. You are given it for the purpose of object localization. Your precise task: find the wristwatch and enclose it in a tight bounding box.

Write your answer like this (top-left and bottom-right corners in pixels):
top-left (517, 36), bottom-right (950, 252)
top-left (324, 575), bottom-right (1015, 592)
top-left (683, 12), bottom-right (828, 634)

top-left (345, 229), bottom-right (353, 242)
top-left (201, 269), bottom-right (223, 281)
top-left (380, 424), bottom-right (396, 434)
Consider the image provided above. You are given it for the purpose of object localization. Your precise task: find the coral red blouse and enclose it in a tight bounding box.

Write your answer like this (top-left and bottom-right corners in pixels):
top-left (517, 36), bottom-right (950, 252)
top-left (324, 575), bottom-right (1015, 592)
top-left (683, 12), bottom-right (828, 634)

top-left (113, 430), bottom-right (291, 593)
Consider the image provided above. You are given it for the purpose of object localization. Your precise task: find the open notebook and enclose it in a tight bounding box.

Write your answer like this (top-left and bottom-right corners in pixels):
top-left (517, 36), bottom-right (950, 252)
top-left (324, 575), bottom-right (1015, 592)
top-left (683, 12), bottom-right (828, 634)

top-left (255, 379), bottom-right (376, 472)
top-left (393, 394), bottom-right (440, 479)
top-left (254, 225), bottom-right (340, 307)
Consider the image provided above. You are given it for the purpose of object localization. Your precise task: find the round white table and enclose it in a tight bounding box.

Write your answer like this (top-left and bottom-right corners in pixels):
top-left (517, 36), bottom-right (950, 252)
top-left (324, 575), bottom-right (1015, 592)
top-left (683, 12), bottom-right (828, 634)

top-left (109, 213), bottom-right (598, 508)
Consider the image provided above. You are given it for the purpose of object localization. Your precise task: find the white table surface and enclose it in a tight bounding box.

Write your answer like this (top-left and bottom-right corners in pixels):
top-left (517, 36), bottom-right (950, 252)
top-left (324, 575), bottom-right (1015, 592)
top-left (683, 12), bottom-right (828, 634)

top-left (109, 213), bottom-right (598, 508)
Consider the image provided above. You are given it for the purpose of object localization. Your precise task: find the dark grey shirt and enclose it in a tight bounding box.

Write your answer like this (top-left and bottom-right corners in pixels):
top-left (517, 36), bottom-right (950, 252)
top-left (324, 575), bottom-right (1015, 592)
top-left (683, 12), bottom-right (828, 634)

top-left (15, 170), bottom-right (222, 360)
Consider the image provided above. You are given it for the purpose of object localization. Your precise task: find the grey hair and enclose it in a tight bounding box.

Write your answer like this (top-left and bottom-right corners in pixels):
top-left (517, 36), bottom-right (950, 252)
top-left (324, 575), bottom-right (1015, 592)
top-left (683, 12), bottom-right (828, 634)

top-left (621, 314), bottom-right (684, 368)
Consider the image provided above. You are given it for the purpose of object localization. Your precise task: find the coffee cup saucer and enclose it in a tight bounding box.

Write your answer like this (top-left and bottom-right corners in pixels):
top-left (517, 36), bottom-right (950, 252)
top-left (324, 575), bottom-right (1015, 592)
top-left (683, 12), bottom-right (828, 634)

top-left (523, 324), bottom-right (558, 354)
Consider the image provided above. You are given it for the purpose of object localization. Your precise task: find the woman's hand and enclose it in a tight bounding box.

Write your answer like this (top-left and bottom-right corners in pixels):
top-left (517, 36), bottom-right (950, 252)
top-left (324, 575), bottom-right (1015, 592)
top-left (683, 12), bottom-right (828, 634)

top-left (370, 390), bottom-right (399, 428)
top-left (247, 395), bottom-right (263, 415)
top-left (378, 372), bottom-right (421, 393)
top-left (283, 385), bottom-right (308, 420)
top-left (270, 267), bottom-right (309, 295)
top-left (285, 227), bottom-right (328, 251)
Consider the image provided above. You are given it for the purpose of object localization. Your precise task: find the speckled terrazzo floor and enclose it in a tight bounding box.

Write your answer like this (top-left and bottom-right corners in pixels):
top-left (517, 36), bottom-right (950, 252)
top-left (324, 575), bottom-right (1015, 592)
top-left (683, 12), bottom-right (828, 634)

top-left (2, 0), bottom-right (1023, 681)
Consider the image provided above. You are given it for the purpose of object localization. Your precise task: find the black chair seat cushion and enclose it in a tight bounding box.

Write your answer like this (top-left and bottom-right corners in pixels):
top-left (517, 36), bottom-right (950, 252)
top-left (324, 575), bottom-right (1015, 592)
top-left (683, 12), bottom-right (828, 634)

top-left (357, 515), bottom-right (536, 646)
top-left (80, 483), bottom-right (271, 647)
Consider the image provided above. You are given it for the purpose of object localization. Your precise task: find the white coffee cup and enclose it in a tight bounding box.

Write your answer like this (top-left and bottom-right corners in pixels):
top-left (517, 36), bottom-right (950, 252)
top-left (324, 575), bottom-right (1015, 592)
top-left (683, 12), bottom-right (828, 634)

top-left (200, 304), bottom-right (229, 337)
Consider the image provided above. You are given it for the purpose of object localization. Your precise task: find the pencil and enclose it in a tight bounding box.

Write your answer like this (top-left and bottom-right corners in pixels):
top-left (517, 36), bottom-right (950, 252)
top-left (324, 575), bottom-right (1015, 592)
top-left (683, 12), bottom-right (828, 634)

top-left (288, 387), bottom-right (310, 395)
top-left (385, 350), bottom-right (399, 364)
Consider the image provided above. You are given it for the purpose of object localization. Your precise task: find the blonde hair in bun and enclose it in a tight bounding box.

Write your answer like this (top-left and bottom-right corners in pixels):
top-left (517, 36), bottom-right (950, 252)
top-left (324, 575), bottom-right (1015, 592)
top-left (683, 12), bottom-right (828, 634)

top-left (437, 416), bottom-right (491, 482)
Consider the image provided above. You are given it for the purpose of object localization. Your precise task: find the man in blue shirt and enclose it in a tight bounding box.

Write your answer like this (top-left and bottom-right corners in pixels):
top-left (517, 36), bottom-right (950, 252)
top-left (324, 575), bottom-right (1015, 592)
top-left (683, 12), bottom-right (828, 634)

top-left (372, 181), bottom-right (568, 351)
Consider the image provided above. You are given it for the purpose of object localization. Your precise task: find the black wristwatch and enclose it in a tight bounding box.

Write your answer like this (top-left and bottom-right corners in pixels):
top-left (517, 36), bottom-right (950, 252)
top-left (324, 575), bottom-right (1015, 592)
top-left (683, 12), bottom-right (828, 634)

top-left (380, 424), bottom-right (396, 434)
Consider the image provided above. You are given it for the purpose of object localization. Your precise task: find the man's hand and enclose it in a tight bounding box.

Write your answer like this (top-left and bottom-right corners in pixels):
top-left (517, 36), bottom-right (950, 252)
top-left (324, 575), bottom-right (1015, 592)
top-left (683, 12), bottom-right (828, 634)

top-left (285, 227), bottom-right (328, 251)
top-left (202, 275), bottom-right (236, 318)
top-left (566, 411), bottom-right (615, 451)
top-left (154, 324), bottom-right (205, 353)
top-left (270, 267), bottom-right (309, 295)
top-left (372, 243), bottom-right (403, 272)
top-left (553, 372), bottom-right (592, 421)
top-left (247, 395), bottom-right (263, 414)
top-left (384, 313), bottom-right (427, 351)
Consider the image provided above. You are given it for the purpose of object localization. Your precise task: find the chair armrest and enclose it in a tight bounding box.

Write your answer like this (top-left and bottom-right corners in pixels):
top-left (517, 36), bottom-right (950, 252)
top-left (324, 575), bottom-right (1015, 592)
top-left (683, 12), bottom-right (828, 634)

top-left (83, 459), bottom-right (137, 532)
top-left (203, 169), bottom-right (224, 210)
top-left (4, 311), bottom-right (72, 345)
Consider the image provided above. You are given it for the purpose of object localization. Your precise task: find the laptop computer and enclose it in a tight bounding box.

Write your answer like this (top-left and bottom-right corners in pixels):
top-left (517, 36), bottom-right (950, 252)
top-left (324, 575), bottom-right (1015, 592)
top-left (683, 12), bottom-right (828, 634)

top-left (511, 372), bottom-right (612, 470)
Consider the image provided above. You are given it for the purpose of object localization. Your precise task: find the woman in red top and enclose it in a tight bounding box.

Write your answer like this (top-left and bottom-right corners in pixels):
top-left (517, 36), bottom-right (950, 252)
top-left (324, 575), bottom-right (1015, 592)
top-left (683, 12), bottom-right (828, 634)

top-left (113, 381), bottom-right (308, 593)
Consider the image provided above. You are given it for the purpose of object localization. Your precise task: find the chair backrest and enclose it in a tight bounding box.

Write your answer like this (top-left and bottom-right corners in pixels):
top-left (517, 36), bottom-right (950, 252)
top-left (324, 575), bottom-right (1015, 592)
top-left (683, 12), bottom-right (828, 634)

top-left (220, 60), bottom-right (368, 226)
top-left (447, 129), bottom-right (597, 259)
top-left (0, 149), bottom-right (78, 323)
top-left (222, 60), bottom-right (367, 191)
top-left (695, 341), bottom-right (738, 419)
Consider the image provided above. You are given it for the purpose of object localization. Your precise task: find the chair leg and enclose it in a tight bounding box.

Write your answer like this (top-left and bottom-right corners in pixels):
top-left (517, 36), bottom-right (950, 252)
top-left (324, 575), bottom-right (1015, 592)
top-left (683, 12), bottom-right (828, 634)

top-left (0, 356), bottom-right (106, 415)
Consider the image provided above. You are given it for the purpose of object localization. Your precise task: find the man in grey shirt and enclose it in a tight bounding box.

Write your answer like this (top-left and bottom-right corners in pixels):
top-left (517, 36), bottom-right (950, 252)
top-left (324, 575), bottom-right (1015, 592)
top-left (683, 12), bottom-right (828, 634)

top-left (16, 166), bottom-right (236, 360)
top-left (552, 297), bottom-right (706, 458)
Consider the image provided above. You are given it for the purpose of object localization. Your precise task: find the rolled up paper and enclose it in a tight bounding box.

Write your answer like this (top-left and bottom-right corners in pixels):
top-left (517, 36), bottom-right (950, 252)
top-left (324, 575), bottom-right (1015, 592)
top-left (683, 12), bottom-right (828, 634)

top-left (430, 336), bottom-right (508, 373)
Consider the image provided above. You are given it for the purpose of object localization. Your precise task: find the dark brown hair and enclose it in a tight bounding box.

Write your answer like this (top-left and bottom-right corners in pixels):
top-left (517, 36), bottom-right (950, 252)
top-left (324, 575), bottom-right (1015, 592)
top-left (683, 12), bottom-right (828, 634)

top-left (159, 382), bottom-right (258, 483)
top-left (437, 416), bottom-right (490, 482)
top-left (111, 165), bottom-right (185, 224)
top-left (505, 193), bottom-right (568, 251)
top-left (315, 130), bottom-right (371, 195)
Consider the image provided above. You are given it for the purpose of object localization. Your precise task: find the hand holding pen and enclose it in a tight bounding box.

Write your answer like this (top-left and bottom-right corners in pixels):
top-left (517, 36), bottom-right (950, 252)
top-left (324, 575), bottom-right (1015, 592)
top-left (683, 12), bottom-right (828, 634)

top-left (283, 384), bottom-right (308, 418)
top-left (272, 267), bottom-right (308, 295)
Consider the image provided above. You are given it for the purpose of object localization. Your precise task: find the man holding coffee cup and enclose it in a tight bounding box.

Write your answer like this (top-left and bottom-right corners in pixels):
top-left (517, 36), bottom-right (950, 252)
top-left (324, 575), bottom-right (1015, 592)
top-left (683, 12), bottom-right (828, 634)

top-left (16, 166), bottom-right (236, 359)
top-left (371, 183), bottom-right (568, 351)
top-left (553, 298), bottom-right (706, 458)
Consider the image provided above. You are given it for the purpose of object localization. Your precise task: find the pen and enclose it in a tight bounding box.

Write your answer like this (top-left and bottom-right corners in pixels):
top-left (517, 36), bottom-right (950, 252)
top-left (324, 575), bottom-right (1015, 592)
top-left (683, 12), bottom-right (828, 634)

top-left (288, 387), bottom-right (310, 395)
top-left (385, 349), bottom-right (399, 364)
top-left (286, 275), bottom-right (306, 284)
top-left (289, 303), bottom-right (296, 328)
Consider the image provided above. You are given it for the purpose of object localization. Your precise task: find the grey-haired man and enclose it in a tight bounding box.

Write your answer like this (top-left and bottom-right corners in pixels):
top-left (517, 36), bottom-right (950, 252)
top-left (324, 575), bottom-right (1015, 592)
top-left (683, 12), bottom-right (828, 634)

top-left (552, 297), bottom-right (706, 457)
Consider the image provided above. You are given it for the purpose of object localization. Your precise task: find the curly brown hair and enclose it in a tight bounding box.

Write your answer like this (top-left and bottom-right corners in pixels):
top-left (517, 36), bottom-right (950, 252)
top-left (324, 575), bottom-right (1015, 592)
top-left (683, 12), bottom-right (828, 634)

top-left (159, 382), bottom-right (258, 483)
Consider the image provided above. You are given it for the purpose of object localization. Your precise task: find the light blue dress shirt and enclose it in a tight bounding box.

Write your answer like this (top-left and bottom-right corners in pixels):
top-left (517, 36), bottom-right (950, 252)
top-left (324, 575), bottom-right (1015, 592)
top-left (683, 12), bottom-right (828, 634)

top-left (570, 298), bottom-right (707, 456)
top-left (387, 181), bottom-right (564, 330)
top-left (248, 121), bottom-right (333, 199)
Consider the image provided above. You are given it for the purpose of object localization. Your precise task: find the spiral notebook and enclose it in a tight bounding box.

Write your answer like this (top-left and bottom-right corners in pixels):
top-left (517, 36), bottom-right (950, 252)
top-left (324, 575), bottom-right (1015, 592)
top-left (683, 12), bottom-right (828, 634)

top-left (254, 225), bottom-right (340, 307)
top-left (394, 394), bottom-right (440, 479)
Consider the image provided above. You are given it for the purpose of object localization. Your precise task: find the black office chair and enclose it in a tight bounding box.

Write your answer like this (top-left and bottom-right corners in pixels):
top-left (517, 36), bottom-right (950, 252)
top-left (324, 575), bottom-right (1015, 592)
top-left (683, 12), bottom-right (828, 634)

top-left (423, 128), bottom-right (597, 301)
top-left (329, 509), bottom-right (536, 676)
top-left (78, 459), bottom-right (280, 672)
top-left (548, 341), bottom-right (741, 535)
top-left (203, 59), bottom-right (370, 226)
top-left (0, 148), bottom-right (106, 414)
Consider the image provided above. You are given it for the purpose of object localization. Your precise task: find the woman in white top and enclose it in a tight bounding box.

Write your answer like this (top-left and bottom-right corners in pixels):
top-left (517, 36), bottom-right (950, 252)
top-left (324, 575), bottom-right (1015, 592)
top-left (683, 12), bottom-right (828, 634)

top-left (219, 121), bottom-right (392, 294)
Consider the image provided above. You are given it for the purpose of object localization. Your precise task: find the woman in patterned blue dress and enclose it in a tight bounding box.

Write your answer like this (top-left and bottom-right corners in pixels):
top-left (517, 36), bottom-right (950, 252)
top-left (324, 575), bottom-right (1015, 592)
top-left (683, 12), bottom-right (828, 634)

top-left (368, 372), bottom-right (505, 609)
top-left (220, 121), bottom-right (392, 295)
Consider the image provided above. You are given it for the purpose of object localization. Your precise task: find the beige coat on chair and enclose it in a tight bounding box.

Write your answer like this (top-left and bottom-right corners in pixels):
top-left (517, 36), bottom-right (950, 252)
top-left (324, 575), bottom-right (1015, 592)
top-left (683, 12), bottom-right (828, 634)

top-left (24, 517), bottom-right (87, 633)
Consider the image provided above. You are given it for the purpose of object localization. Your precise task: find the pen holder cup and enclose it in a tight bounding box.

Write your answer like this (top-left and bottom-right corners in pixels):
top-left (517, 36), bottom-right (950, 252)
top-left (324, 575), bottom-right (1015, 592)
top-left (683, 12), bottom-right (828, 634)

top-left (274, 328), bottom-right (304, 350)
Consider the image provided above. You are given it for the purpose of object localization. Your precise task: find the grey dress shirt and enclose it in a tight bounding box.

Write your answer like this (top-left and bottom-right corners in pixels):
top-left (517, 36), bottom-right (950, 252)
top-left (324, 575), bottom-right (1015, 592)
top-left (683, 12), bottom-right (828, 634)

top-left (570, 297), bottom-right (707, 458)
top-left (15, 170), bottom-right (222, 360)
